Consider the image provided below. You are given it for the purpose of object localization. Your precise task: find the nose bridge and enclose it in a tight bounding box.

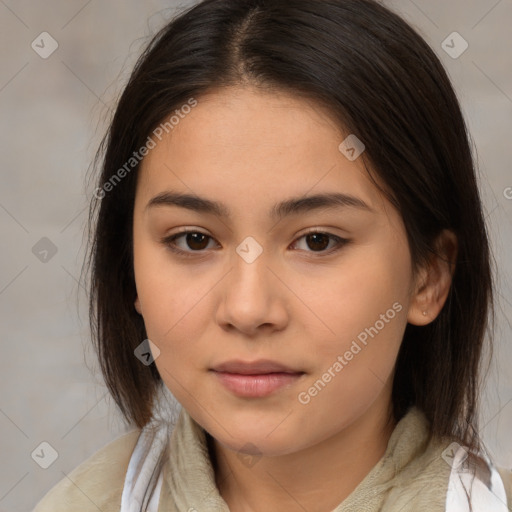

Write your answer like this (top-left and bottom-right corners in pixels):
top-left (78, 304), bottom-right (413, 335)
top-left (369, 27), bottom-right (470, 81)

top-left (229, 242), bottom-right (271, 309)
top-left (217, 239), bottom-right (287, 333)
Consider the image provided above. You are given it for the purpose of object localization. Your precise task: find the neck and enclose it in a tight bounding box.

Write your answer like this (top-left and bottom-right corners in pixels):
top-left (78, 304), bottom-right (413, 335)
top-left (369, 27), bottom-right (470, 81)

top-left (208, 399), bottom-right (397, 512)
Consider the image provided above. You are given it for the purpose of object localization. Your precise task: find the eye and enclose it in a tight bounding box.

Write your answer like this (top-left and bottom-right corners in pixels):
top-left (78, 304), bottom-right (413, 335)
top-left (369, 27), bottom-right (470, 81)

top-left (160, 229), bottom-right (349, 258)
top-left (161, 230), bottom-right (217, 257)
top-left (290, 230), bottom-right (349, 254)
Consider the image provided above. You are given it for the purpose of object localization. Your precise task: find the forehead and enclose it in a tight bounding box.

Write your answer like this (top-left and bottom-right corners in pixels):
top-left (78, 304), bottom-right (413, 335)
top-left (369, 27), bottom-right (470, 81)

top-left (135, 86), bottom-right (388, 216)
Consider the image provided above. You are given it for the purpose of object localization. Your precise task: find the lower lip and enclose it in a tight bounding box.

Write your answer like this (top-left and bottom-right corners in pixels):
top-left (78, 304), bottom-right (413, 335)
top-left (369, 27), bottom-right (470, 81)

top-left (212, 371), bottom-right (304, 397)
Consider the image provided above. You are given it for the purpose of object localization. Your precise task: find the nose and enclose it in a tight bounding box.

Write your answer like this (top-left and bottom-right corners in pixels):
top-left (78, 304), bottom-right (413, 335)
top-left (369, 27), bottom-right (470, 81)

top-left (216, 249), bottom-right (289, 336)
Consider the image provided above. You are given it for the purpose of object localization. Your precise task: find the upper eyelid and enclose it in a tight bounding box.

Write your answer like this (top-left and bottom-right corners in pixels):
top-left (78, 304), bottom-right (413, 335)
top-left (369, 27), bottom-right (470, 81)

top-left (168, 227), bottom-right (344, 240)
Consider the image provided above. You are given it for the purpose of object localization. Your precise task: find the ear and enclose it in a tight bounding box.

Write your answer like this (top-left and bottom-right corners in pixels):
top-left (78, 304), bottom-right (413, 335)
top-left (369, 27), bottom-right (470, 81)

top-left (407, 229), bottom-right (458, 326)
top-left (134, 296), bottom-right (142, 315)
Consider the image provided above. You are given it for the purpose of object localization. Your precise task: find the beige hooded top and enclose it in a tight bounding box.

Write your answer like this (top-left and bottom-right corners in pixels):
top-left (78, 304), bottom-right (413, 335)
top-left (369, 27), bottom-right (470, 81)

top-left (33, 405), bottom-right (512, 511)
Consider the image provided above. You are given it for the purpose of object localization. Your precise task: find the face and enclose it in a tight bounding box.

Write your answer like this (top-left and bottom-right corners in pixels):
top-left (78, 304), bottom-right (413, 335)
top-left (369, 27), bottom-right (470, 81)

top-left (132, 86), bottom-right (417, 457)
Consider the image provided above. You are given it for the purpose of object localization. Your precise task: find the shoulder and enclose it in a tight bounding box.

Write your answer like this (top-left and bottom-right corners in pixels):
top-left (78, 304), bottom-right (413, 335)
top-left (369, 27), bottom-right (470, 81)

top-left (33, 429), bottom-right (141, 512)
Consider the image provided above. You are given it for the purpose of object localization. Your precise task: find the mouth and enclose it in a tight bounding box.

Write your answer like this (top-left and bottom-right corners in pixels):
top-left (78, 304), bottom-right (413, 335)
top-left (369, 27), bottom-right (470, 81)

top-left (210, 359), bottom-right (305, 397)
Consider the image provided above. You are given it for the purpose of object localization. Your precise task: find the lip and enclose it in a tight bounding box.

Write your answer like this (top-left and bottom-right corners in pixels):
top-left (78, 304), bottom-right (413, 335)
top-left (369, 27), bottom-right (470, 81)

top-left (211, 359), bottom-right (301, 375)
top-left (210, 359), bottom-right (305, 398)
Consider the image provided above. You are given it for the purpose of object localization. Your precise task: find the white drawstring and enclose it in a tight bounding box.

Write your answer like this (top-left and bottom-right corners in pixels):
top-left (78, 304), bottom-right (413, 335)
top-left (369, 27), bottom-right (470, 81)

top-left (120, 420), bottom-right (170, 512)
top-left (120, 385), bottom-right (181, 512)
top-left (445, 444), bottom-right (509, 511)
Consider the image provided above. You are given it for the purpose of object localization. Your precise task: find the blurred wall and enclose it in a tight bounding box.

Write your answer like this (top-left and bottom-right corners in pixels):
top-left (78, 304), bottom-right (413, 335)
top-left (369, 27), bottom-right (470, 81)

top-left (0, 1), bottom-right (510, 510)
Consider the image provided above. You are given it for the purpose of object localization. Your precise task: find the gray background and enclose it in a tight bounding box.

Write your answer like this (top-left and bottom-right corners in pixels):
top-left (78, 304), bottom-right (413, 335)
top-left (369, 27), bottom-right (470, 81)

top-left (0, 1), bottom-right (511, 510)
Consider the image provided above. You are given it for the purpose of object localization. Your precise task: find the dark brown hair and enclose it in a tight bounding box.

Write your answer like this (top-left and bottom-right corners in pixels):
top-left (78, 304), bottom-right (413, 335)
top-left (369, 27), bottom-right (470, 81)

top-left (83, 0), bottom-right (494, 458)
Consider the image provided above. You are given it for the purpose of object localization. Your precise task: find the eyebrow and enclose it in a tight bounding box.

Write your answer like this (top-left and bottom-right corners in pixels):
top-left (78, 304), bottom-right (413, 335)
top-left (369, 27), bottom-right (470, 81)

top-left (144, 190), bottom-right (374, 219)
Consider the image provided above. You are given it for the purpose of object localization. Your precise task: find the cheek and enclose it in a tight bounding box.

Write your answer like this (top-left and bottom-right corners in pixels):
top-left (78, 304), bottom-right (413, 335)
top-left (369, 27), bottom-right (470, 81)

top-left (133, 244), bottom-right (214, 358)
top-left (293, 253), bottom-right (409, 437)
top-left (301, 235), bottom-right (412, 372)
top-left (135, 236), bottom-right (199, 316)
top-left (138, 265), bottom-right (210, 399)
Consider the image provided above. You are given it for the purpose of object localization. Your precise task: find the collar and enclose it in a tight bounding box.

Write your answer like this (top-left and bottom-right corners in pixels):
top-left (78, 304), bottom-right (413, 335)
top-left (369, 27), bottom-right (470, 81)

top-left (159, 405), bottom-right (441, 511)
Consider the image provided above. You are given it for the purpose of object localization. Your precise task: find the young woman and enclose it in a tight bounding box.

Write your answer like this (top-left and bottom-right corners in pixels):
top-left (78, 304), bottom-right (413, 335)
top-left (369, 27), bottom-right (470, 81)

top-left (34, 0), bottom-right (512, 510)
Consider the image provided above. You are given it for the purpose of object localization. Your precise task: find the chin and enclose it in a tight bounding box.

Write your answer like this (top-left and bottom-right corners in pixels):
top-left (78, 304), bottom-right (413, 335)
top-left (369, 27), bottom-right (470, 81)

top-left (205, 415), bottom-right (302, 455)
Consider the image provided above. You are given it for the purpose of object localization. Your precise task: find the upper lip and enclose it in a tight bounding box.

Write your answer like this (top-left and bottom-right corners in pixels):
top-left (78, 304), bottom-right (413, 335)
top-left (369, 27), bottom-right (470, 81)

top-left (211, 359), bottom-right (303, 375)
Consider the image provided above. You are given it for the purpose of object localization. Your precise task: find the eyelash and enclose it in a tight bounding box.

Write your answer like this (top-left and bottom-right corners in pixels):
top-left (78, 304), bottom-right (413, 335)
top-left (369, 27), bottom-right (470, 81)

top-left (160, 229), bottom-right (350, 259)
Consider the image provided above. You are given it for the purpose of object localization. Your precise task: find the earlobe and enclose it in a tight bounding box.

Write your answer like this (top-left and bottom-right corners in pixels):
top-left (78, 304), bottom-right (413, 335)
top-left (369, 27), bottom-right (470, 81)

top-left (407, 229), bottom-right (458, 326)
top-left (134, 296), bottom-right (142, 315)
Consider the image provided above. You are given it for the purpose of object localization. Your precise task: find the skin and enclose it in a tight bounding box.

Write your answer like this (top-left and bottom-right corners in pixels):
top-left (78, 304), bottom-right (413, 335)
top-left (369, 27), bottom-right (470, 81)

top-left (132, 86), bottom-right (457, 512)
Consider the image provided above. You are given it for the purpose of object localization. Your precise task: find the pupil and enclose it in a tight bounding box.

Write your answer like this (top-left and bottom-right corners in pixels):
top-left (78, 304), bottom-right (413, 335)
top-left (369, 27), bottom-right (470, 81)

top-left (187, 232), bottom-right (208, 250)
top-left (307, 233), bottom-right (329, 251)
